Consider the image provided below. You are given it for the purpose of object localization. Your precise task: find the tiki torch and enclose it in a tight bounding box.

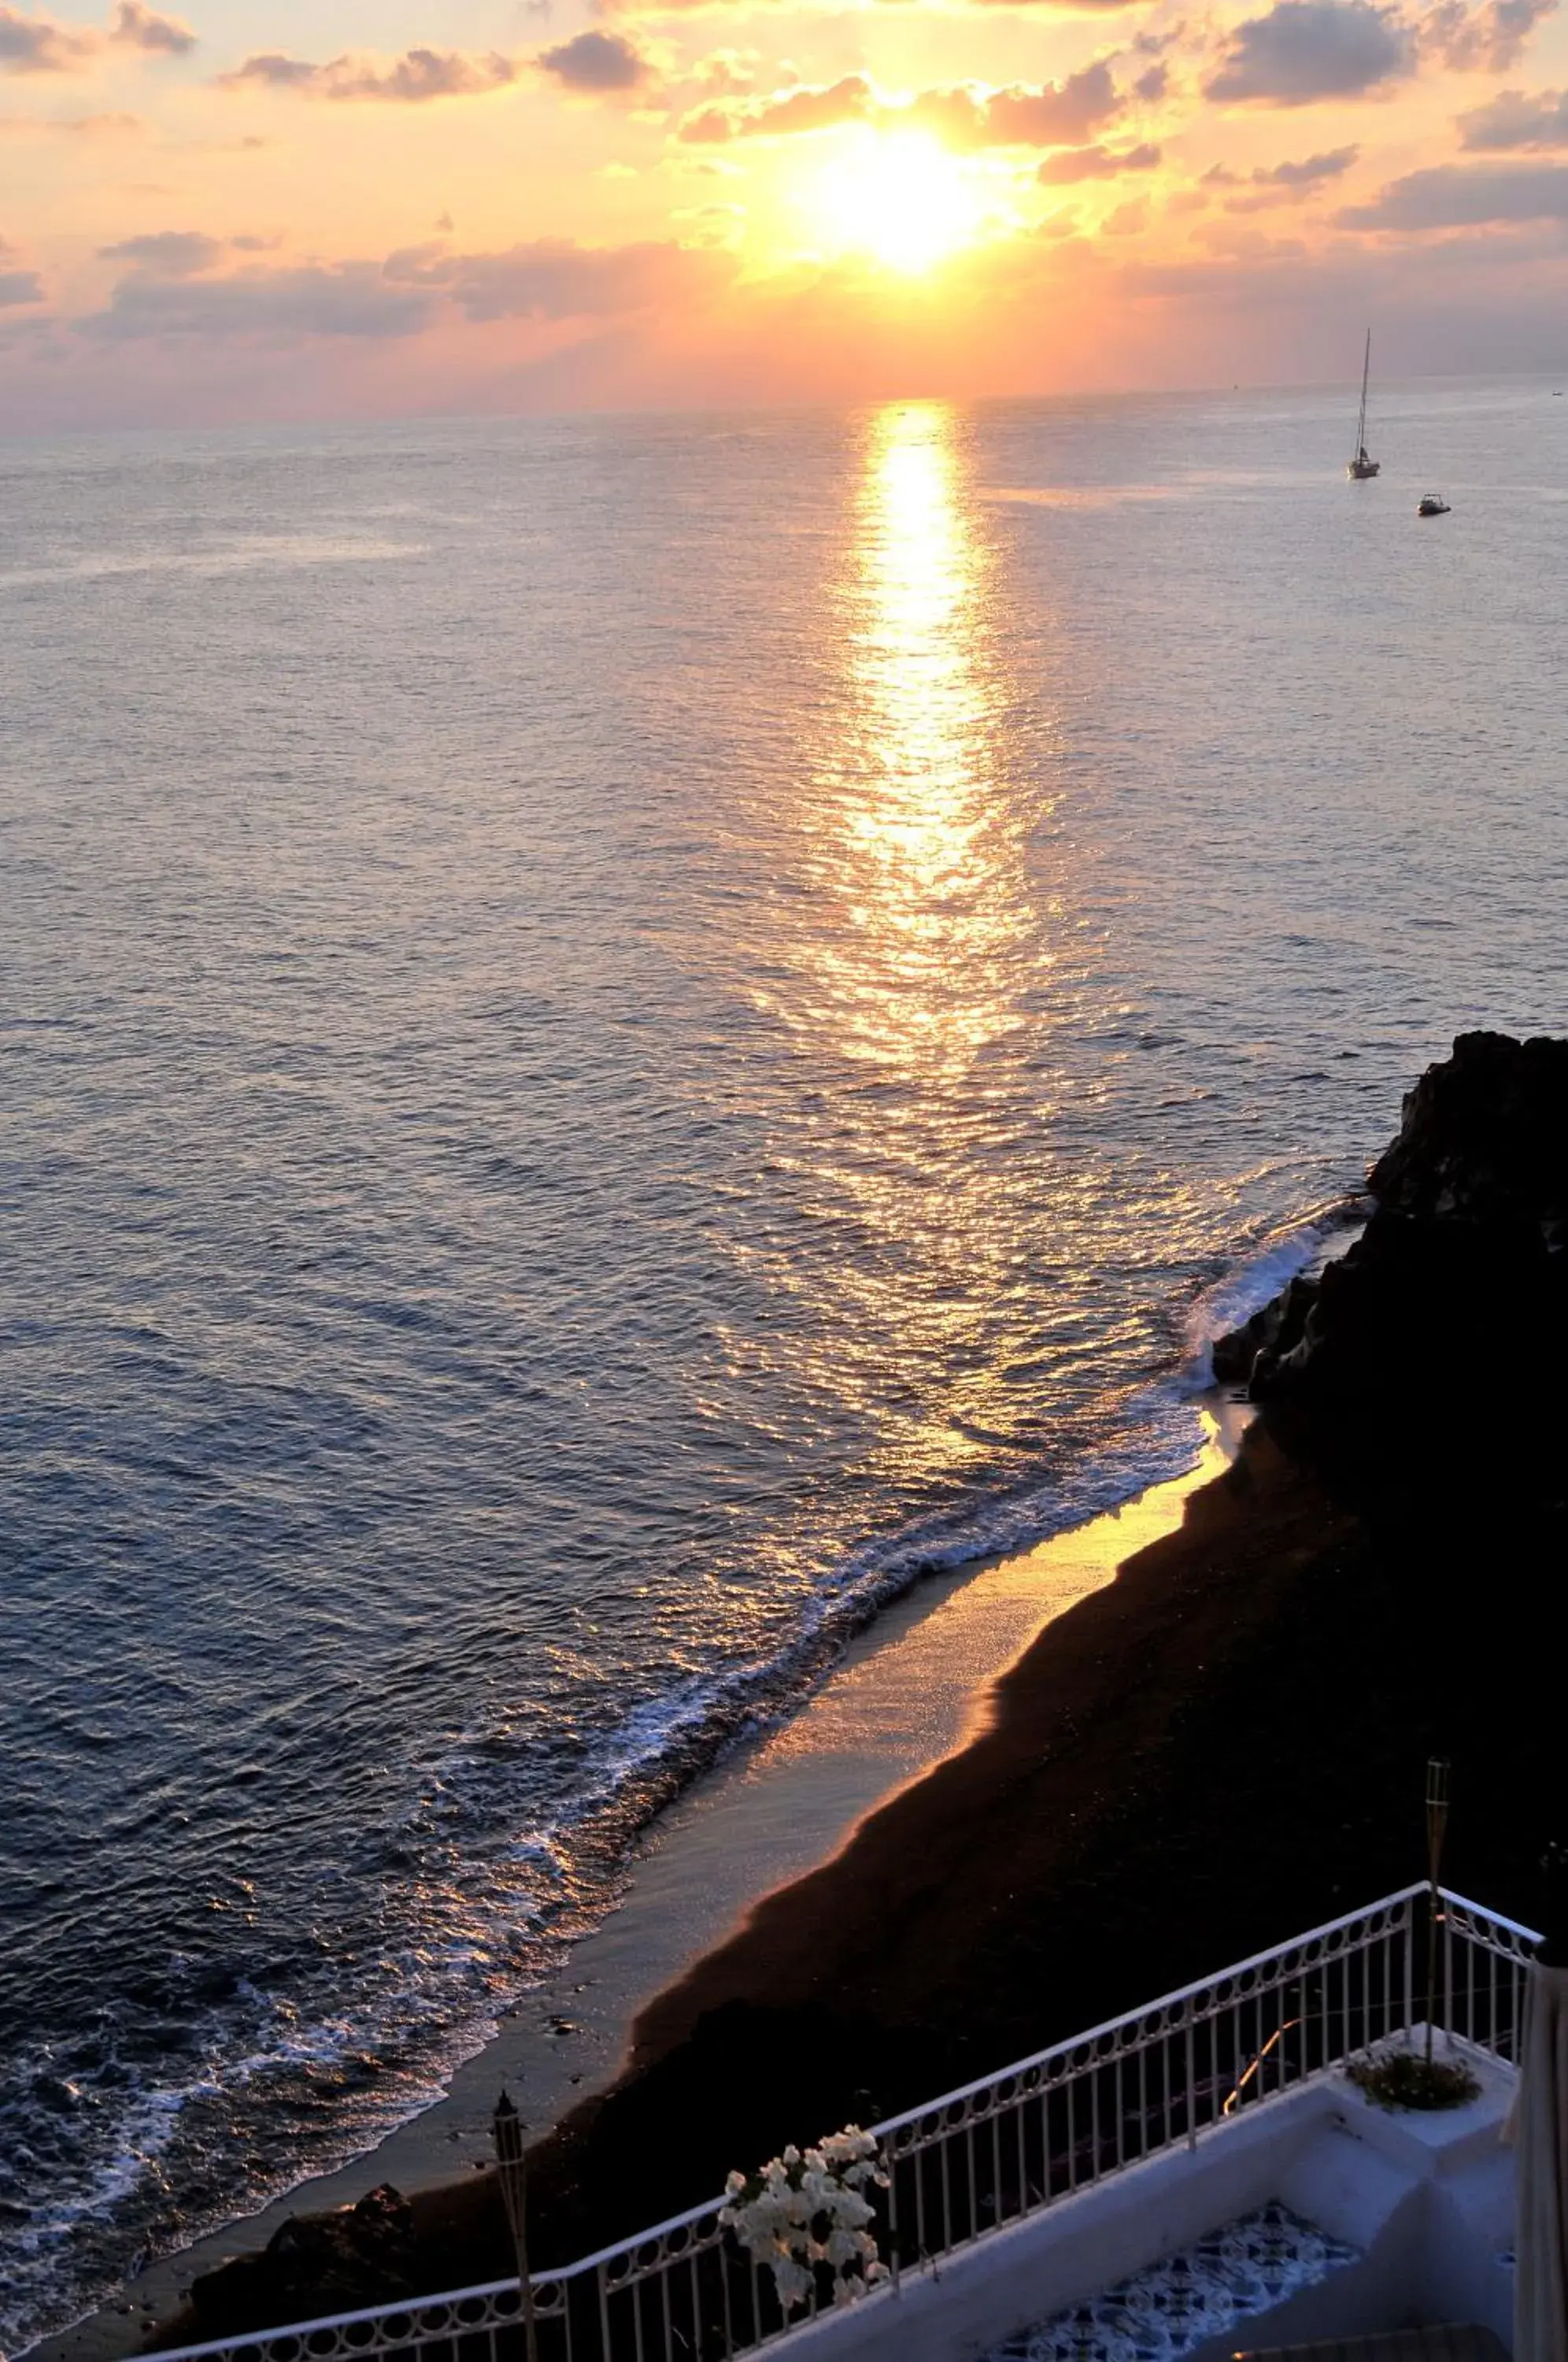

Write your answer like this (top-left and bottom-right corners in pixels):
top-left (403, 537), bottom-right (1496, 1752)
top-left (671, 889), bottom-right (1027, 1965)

top-left (1424, 1757), bottom-right (1450, 2066)
top-left (493, 2090), bottom-right (540, 2362)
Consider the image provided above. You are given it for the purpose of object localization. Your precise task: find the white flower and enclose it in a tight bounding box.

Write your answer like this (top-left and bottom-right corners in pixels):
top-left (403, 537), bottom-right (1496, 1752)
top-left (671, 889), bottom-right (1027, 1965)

top-left (721, 2123), bottom-right (889, 2313)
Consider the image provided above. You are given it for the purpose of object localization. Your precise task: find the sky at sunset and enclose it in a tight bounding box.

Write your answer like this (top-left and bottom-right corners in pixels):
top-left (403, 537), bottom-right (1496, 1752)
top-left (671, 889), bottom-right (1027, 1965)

top-left (4, 0), bottom-right (1568, 426)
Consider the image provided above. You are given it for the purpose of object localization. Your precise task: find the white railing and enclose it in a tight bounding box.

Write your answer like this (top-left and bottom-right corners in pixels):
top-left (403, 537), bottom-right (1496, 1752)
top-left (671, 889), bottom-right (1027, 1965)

top-left (143, 1883), bottom-right (1540, 2362)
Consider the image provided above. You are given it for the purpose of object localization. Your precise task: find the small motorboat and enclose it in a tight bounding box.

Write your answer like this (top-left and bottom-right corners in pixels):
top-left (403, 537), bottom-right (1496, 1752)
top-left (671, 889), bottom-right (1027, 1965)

top-left (1417, 494), bottom-right (1451, 516)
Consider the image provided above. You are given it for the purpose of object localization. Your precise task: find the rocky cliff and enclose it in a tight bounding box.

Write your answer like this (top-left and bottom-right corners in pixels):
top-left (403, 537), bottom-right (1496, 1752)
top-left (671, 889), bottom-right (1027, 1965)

top-left (1214, 1031), bottom-right (1568, 1490)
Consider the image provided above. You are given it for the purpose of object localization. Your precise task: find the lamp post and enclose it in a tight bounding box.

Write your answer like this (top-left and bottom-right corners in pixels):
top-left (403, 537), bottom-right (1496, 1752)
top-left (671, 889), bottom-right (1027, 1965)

top-left (493, 2090), bottom-right (540, 2362)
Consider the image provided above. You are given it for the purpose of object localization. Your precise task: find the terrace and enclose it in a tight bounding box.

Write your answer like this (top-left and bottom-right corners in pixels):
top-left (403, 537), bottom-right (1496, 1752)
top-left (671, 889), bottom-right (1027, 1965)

top-left (142, 1884), bottom-right (1539, 2362)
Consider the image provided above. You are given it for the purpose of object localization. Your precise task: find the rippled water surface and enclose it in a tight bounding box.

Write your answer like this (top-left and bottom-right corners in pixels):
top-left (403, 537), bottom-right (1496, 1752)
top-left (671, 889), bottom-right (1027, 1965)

top-left (4, 382), bottom-right (1566, 2350)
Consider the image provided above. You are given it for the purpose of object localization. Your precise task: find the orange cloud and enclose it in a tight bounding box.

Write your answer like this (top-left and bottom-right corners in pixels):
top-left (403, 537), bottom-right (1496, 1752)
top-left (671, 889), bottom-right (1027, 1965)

top-left (678, 62), bottom-right (1126, 146)
top-left (1037, 138), bottom-right (1160, 178)
top-left (219, 49), bottom-right (519, 102)
top-left (110, 2), bottom-right (193, 53)
top-left (1459, 83), bottom-right (1568, 142)
top-left (537, 31), bottom-right (657, 92)
top-left (0, 6), bottom-right (94, 71)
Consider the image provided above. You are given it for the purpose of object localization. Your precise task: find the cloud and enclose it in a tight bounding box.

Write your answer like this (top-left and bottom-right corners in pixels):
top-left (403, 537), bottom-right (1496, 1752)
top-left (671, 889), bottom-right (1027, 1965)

top-left (1211, 140), bottom-right (1360, 204)
top-left (216, 51), bottom-right (316, 89)
top-left (110, 2), bottom-right (193, 53)
top-left (87, 260), bottom-right (438, 339)
top-left (1, 235), bottom-right (44, 302)
top-left (679, 62), bottom-right (1124, 147)
top-left (1339, 157), bottom-right (1568, 221)
top-left (3, 1), bottom-right (193, 72)
top-left (678, 72), bottom-right (871, 139)
top-left (1133, 60), bottom-right (1170, 99)
top-left (975, 62), bottom-right (1122, 142)
top-left (692, 48), bottom-right (761, 96)
top-left (1421, 0), bottom-right (1555, 69)
top-left (381, 235), bottom-right (734, 320)
top-left (1205, 0), bottom-right (1414, 104)
top-left (1459, 83), bottom-right (1568, 143)
top-left (536, 30), bottom-right (653, 91)
top-left (1254, 140), bottom-right (1359, 179)
top-left (98, 228), bottom-right (223, 272)
top-left (219, 48), bottom-right (518, 102)
top-left (0, 6), bottom-right (93, 71)
top-left (1037, 138), bottom-right (1160, 178)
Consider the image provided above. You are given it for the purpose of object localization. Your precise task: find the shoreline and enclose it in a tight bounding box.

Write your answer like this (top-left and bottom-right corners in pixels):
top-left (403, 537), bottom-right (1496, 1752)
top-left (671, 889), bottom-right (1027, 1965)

top-left (144, 1380), bottom-right (1568, 2342)
top-left (26, 1402), bottom-right (1248, 2362)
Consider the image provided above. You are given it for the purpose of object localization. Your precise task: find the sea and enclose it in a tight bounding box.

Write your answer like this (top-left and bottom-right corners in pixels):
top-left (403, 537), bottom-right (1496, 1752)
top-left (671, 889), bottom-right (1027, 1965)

top-left (4, 377), bottom-right (1567, 2355)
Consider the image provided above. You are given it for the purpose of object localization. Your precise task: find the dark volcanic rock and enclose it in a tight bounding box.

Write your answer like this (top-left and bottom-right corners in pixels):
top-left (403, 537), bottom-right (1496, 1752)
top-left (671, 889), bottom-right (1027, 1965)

top-left (1211, 1272), bottom-right (1319, 1387)
top-left (1369, 1030), bottom-right (1568, 1231)
top-left (1233, 1031), bottom-right (1568, 1490)
top-left (186, 2186), bottom-right (416, 2337)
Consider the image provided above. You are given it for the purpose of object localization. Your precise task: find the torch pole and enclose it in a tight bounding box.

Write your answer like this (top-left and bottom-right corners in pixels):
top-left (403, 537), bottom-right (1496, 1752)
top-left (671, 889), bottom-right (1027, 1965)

top-left (1424, 1758), bottom-right (1450, 2068)
top-left (494, 2091), bottom-right (540, 2362)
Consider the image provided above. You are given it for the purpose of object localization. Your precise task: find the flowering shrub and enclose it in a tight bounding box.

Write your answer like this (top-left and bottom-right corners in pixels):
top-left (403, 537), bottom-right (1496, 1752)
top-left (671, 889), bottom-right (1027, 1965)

top-left (719, 2125), bottom-right (890, 2312)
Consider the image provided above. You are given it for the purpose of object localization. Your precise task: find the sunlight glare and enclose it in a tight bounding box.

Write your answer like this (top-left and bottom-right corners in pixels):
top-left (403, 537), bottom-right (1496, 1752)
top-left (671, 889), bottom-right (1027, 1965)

top-left (796, 128), bottom-right (989, 276)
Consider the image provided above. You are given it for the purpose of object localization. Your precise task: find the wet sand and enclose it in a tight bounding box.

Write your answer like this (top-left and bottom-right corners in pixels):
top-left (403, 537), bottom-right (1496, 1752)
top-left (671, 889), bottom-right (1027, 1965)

top-left (31, 1412), bottom-right (1244, 2362)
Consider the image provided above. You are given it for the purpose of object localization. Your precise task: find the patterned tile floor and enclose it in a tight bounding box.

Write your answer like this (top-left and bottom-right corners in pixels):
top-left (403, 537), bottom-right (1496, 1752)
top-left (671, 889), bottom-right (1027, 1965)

top-left (986, 2199), bottom-right (1363, 2362)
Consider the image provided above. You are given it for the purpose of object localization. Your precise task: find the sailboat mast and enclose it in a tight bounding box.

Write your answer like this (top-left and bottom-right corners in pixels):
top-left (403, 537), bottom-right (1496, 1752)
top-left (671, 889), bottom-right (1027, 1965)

top-left (1356, 330), bottom-right (1371, 455)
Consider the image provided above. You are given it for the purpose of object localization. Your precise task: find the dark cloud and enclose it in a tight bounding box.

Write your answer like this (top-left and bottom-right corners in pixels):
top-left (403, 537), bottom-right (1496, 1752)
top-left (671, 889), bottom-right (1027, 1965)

top-left (1340, 158), bottom-right (1568, 222)
top-left (1133, 61), bottom-right (1170, 99)
top-left (99, 228), bottom-right (223, 272)
top-left (536, 30), bottom-right (653, 91)
top-left (1037, 138), bottom-right (1160, 180)
top-left (1205, 0), bottom-right (1413, 105)
top-left (1459, 84), bottom-right (1568, 144)
top-left (219, 49), bottom-right (517, 101)
top-left (1421, 0), bottom-right (1555, 70)
top-left (110, 2), bottom-right (194, 53)
top-left (0, 7), bottom-right (93, 72)
top-left (86, 260), bottom-right (437, 339)
top-left (382, 236), bottom-right (734, 320)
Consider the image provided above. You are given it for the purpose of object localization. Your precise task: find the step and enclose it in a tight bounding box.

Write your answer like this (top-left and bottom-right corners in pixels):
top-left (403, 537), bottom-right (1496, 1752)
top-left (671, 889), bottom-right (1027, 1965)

top-left (986, 2200), bottom-right (1362, 2362)
top-left (1239, 2329), bottom-right (1507, 2360)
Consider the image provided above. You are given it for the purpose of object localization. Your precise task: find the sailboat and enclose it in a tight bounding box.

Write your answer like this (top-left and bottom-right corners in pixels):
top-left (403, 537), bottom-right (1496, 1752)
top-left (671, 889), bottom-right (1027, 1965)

top-left (1347, 330), bottom-right (1380, 479)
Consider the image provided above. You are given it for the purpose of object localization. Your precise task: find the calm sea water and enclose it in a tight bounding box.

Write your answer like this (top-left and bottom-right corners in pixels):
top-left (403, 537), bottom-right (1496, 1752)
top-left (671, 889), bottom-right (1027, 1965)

top-left (4, 379), bottom-right (1566, 2351)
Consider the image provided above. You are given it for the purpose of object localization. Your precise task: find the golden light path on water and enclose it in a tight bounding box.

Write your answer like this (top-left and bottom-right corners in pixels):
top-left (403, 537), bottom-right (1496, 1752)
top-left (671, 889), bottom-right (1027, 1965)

top-left (738, 402), bottom-right (1079, 1499)
top-left (833, 401), bottom-right (1034, 1077)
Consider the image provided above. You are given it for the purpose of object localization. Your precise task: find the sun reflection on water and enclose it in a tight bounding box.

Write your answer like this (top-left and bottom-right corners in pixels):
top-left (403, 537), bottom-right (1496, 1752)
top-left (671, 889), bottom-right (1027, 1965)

top-left (819, 399), bottom-right (1036, 1082)
top-left (733, 401), bottom-right (1073, 1492)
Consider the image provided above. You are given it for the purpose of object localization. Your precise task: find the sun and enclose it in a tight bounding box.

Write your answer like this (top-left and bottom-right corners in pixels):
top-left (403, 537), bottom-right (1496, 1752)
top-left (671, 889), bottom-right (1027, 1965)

top-left (793, 127), bottom-right (990, 276)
